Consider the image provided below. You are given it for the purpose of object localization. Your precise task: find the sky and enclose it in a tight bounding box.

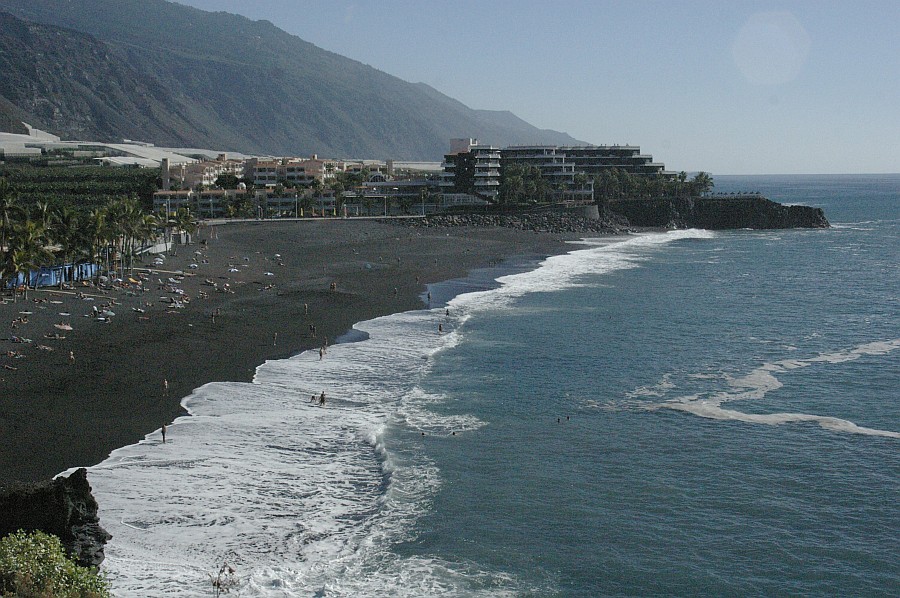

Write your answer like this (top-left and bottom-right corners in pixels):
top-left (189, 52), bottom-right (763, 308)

top-left (173, 0), bottom-right (898, 175)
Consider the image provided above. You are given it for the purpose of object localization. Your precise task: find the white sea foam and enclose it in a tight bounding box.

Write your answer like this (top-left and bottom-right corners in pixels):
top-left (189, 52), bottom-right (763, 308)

top-left (87, 228), bottom-right (717, 596)
top-left (451, 229), bottom-right (716, 313)
top-left (85, 306), bottom-right (516, 596)
top-left (626, 374), bottom-right (675, 398)
top-left (644, 339), bottom-right (900, 438)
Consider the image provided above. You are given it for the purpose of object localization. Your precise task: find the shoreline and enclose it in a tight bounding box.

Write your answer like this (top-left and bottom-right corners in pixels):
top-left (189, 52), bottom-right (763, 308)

top-left (1, 220), bottom-right (601, 487)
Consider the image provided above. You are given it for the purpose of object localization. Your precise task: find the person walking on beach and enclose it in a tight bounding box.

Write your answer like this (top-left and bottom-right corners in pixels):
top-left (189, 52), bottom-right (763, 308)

top-left (163, 378), bottom-right (169, 396)
top-left (273, 332), bottom-right (278, 346)
top-left (69, 350), bottom-right (75, 364)
top-left (161, 424), bottom-right (167, 444)
top-left (319, 347), bottom-right (324, 360)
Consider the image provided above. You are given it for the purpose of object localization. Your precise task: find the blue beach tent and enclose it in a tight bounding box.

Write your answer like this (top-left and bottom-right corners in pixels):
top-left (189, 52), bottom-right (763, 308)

top-left (5, 263), bottom-right (100, 289)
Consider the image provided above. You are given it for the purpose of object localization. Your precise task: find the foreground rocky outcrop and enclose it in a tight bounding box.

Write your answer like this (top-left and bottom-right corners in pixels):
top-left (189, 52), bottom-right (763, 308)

top-left (608, 196), bottom-right (830, 229)
top-left (0, 468), bottom-right (111, 568)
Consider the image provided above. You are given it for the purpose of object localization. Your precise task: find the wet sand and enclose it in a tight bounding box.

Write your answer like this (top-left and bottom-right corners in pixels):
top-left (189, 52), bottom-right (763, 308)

top-left (0, 219), bottom-right (582, 486)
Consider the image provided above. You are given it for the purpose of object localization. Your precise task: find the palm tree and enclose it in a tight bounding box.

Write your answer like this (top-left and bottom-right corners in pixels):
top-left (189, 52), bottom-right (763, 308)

top-left (362, 194), bottom-right (375, 217)
top-left (299, 191), bottom-right (315, 217)
top-left (86, 207), bottom-right (110, 283)
top-left (310, 179), bottom-right (324, 215)
top-left (676, 171), bottom-right (688, 198)
top-left (0, 177), bottom-right (22, 254)
top-left (51, 206), bottom-right (82, 288)
top-left (34, 201), bottom-right (53, 229)
top-left (329, 180), bottom-right (345, 216)
top-left (499, 166), bottom-right (525, 205)
top-left (173, 207), bottom-right (198, 253)
top-left (573, 173), bottom-right (589, 199)
top-left (8, 218), bottom-right (53, 301)
top-left (9, 248), bottom-right (33, 302)
top-left (137, 213), bottom-right (159, 257)
top-left (102, 199), bottom-right (126, 278)
top-left (118, 197), bottom-right (145, 276)
top-left (691, 172), bottom-right (714, 196)
top-left (595, 170), bottom-right (618, 205)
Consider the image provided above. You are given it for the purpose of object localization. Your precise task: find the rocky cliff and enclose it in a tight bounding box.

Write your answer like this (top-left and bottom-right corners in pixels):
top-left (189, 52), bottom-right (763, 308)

top-left (0, 468), bottom-right (111, 568)
top-left (608, 196), bottom-right (830, 230)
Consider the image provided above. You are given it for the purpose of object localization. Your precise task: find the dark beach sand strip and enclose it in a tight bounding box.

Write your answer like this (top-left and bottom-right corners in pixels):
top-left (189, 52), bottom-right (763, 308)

top-left (0, 219), bottom-right (584, 486)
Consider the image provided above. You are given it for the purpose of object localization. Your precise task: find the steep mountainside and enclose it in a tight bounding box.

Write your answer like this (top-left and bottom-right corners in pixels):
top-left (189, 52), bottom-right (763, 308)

top-left (0, 0), bottom-right (584, 158)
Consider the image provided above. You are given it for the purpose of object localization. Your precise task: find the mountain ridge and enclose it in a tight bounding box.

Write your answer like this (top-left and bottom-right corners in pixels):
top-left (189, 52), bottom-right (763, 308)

top-left (0, 0), bottom-right (586, 159)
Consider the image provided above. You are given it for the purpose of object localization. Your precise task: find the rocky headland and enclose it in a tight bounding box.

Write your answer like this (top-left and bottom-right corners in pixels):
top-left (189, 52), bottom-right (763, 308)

top-left (394, 196), bottom-right (828, 234)
top-left (608, 195), bottom-right (830, 229)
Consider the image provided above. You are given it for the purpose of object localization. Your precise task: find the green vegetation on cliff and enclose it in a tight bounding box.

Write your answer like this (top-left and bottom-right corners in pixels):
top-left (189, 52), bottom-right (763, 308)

top-left (0, 530), bottom-right (110, 597)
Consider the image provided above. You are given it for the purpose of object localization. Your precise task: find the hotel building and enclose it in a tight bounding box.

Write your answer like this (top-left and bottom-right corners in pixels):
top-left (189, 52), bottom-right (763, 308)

top-left (441, 139), bottom-right (669, 201)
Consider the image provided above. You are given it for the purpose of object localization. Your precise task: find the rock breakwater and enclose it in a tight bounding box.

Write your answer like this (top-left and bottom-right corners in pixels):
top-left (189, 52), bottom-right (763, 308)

top-left (392, 211), bottom-right (630, 235)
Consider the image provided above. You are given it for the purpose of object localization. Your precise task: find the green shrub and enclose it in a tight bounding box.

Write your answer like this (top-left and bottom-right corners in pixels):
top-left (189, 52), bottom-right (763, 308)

top-left (0, 530), bottom-right (110, 597)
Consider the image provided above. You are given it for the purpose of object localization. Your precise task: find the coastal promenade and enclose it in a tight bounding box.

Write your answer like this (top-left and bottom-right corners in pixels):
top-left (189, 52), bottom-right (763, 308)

top-left (0, 219), bottom-right (582, 486)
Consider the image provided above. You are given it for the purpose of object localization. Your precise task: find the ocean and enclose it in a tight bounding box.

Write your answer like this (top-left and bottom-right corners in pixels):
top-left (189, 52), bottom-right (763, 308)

top-left (83, 174), bottom-right (899, 596)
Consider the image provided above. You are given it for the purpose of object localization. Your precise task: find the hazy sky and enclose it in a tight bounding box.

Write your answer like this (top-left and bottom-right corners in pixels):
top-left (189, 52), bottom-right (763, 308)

top-left (174, 0), bottom-right (898, 175)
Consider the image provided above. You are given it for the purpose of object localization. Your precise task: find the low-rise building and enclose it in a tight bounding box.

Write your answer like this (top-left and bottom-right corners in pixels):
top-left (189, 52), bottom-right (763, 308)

top-left (162, 154), bottom-right (243, 190)
top-left (244, 155), bottom-right (342, 187)
top-left (153, 188), bottom-right (306, 219)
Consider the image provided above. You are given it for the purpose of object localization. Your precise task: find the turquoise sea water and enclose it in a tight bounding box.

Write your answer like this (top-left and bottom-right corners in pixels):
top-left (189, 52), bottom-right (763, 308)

top-left (88, 174), bottom-right (898, 596)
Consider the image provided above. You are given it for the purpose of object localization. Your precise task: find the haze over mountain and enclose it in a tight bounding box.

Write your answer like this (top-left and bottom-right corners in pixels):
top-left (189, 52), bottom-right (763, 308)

top-left (0, 0), bottom-right (585, 159)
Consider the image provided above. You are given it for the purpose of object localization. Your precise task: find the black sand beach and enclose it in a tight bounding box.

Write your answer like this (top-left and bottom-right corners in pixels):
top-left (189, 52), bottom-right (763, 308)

top-left (0, 219), bottom-right (580, 486)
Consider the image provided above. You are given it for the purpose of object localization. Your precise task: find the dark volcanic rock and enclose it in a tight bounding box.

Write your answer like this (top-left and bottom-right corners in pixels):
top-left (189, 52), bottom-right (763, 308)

top-left (392, 211), bottom-right (629, 235)
top-left (395, 196), bottom-right (828, 235)
top-left (608, 196), bottom-right (829, 230)
top-left (0, 468), bottom-right (111, 568)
